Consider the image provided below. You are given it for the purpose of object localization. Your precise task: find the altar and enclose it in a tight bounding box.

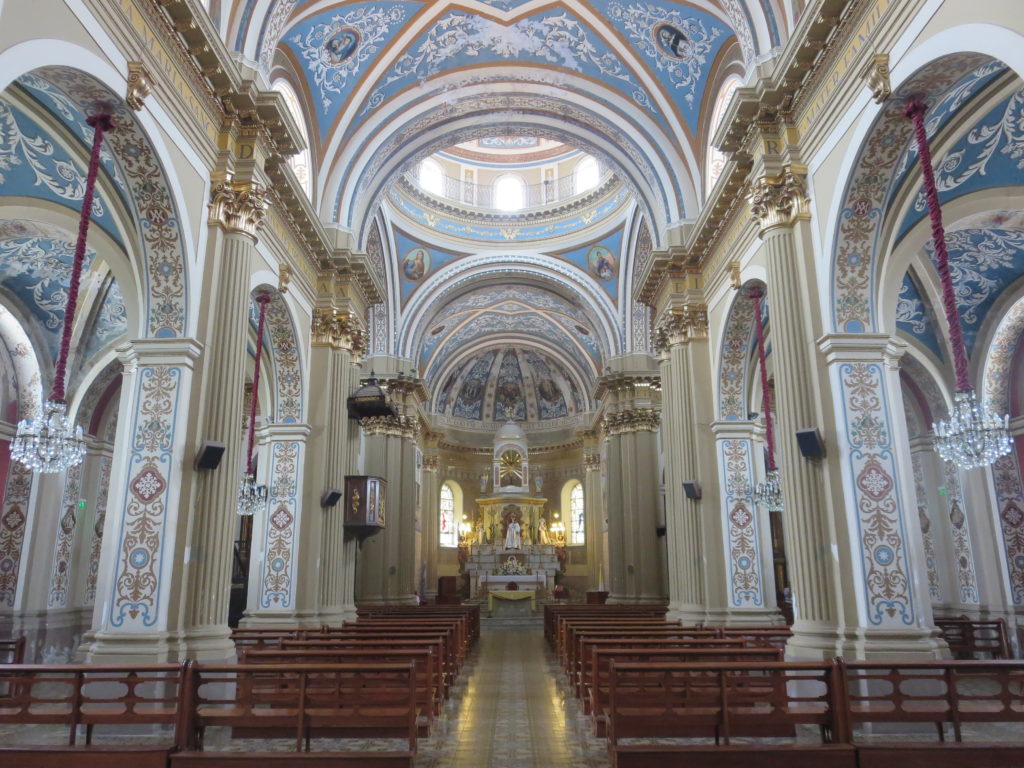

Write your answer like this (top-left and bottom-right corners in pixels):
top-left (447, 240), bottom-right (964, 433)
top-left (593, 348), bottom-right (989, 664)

top-left (478, 573), bottom-right (547, 592)
top-left (466, 545), bottom-right (561, 599)
top-left (488, 589), bottom-right (536, 615)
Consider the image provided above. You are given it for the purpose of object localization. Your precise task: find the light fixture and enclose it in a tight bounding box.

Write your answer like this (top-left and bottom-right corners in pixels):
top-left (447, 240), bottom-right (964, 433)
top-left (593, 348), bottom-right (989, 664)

top-left (748, 287), bottom-right (784, 512)
top-left (238, 293), bottom-right (271, 516)
top-left (12, 113), bottom-right (114, 474)
top-left (905, 99), bottom-right (1012, 470)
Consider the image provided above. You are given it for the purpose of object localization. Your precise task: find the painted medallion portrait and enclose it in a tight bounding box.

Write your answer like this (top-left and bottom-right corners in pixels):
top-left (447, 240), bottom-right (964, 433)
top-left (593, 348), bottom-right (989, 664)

top-left (653, 22), bottom-right (693, 60)
top-left (587, 245), bottom-right (616, 281)
top-left (402, 246), bottom-right (431, 281)
top-left (322, 26), bottom-right (360, 66)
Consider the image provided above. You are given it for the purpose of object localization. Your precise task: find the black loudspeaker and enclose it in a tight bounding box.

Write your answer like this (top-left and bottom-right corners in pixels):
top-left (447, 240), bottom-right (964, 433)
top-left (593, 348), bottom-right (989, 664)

top-left (655, 526), bottom-right (667, 537)
top-left (796, 428), bottom-right (826, 459)
top-left (321, 487), bottom-right (343, 508)
top-left (682, 481), bottom-right (702, 500)
top-left (195, 440), bottom-right (225, 470)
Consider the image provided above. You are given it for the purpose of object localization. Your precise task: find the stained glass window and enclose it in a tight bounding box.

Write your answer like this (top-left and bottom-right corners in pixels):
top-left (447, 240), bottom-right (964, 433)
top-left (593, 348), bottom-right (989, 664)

top-left (569, 483), bottom-right (585, 544)
top-left (440, 482), bottom-right (457, 547)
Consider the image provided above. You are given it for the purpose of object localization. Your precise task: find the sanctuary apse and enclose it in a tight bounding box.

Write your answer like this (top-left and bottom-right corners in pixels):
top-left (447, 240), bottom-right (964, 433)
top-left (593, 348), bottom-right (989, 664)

top-left (0, 0), bottom-right (1022, 675)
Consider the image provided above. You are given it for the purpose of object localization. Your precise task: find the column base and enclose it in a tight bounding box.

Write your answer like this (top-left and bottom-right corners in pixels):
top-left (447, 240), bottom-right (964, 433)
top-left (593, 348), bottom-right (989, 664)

top-left (700, 607), bottom-right (787, 627)
top-left (785, 621), bottom-right (950, 660)
top-left (240, 609), bottom-right (323, 628)
top-left (0, 607), bottom-right (92, 664)
top-left (80, 624), bottom-right (236, 663)
top-left (666, 602), bottom-right (706, 624)
top-left (608, 593), bottom-right (668, 605)
top-left (319, 604), bottom-right (358, 626)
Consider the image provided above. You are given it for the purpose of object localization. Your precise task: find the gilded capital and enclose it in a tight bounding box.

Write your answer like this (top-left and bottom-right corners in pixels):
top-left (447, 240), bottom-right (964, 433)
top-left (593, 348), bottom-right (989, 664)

top-left (601, 408), bottom-right (661, 436)
top-left (360, 414), bottom-right (420, 441)
top-left (422, 455), bottom-right (440, 471)
top-left (583, 452), bottom-right (601, 471)
top-left (653, 307), bottom-right (708, 353)
top-left (311, 307), bottom-right (367, 356)
top-left (748, 170), bottom-right (810, 234)
top-left (209, 179), bottom-right (268, 238)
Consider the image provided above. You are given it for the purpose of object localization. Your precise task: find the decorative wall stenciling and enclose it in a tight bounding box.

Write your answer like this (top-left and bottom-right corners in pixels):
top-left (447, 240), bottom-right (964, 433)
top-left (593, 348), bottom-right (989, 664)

top-left (942, 461), bottom-right (979, 604)
top-left (991, 451), bottom-right (1024, 605)
top-left (0, 461), bottom-right (33, 606)
top-left (19, 67), bottom-right (189, 338)
top-left (839, 362), bottom-right (915, 625)
top-left (894, 271), bottom-right (944, 361)
top-left (911, 452), bottom-right (942, 602)
top-left (718, 292), bottom-right (756, 421)
top-left (260, 440), bottom-right (302, 608)
top-left (831, 55), bottom-right (996, 333)
top-left (47, 461), bottom-right (83, 607)
top-left (110, 365), bottom-right (184, 627)
top-left (252, 292), bottom-right (303, 423)
top-left (630, 303), bottom-right (651, 353)
top-left (85, 455), bottom-right (112, 606)
top-left (984, 298), bottom-right (1024, 413)
top-left (719, 437), bottom-right (764, 606)
top-left (289, 6), bottom-right (408, 113)
top-left (258, 0), bottom-right (299, 71)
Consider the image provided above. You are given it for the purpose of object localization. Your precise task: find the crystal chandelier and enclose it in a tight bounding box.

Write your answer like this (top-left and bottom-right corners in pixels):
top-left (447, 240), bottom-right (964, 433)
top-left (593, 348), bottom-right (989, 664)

top-left (12, 113), bottom-right (114, 474)
top-left (748, 287), bottom-right (784, 512)
top-left (905, 99), bottom-right (1012, 470)
top-left (238, 293), bottom-right (272, 516)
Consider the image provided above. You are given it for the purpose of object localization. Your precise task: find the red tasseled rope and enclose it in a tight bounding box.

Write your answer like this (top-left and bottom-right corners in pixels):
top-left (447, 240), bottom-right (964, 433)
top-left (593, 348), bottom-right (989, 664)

top-left (905, 99), bottom-right (972, 394)
top-left (748, 287), bottom-right (776, 472)
top-left (245, 293), bottom-right (272, 476)
top-left (51, 113), bottom-right (114, 403)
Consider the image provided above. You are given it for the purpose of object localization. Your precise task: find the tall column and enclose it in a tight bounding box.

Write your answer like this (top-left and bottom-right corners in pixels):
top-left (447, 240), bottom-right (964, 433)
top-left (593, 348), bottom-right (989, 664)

top-left (655, 310), bottom-right (707, 621)
top-left (357, 367), bottom-right (427, 604)
top-left (582, 435), bottom-right (605, 590)
top-left (180, 179), bottom-right (267, 659)
top-left (596, 357), bottom-right (665, 603)
top-left (295, 305), bottom-right (366, 626)
top-left (421, 451), bottom-right (441, 601)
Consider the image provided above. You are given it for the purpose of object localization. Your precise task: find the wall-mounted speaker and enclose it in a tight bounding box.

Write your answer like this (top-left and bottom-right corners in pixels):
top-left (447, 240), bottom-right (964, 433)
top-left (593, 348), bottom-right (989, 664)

top-left (682, 481), bottom-right (702, 500)
top-left (195, 440), bottom-right (225, 470)
top-left (321, 487), bottom-right (343, 508)
top-left (655, 526), bottom-right (667, 537)
top-left (796, 428), bottom-right (826, 459)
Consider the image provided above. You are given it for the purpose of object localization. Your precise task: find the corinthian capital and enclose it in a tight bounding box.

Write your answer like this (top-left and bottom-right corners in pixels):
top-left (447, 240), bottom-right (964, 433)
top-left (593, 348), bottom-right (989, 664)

top-left (653, 307), bottom-right (708, 353)
top-left (209, 179), bottom-right (268, 238)
top-left (601, 407), bottom-right (661, 436)
top-left (748, 169), bottom-right (810, 234)
top-left (311, 308), bottom-right (367, 356)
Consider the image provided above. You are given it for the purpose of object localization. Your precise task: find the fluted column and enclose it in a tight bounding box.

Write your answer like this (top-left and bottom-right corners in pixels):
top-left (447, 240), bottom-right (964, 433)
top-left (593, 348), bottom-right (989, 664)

top-left (295, 307), bottom-right (366, 626)
top-left (421, 453), bottom-right (441, 601)
top-left (655, 311), bottom-right (707, 621)
top-left (596, 360), bottom-right (665, 603)
top-left (181, 180), bottom-right (266, 659)
top-left (582, 441), bottom-right (605, 590)
top-left (357, 368), bottom-right (427, 604)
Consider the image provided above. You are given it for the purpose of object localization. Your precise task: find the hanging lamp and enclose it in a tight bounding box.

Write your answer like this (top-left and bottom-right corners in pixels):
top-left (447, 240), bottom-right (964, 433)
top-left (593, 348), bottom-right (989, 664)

top-left (904, 99), bottom-right (1011, 469)
top-left (748, 287), bottom-right (783, 511)
top-left (12, 114), bottom-right (114, 474)
top-left (238, 293), bottom-right (271, 515)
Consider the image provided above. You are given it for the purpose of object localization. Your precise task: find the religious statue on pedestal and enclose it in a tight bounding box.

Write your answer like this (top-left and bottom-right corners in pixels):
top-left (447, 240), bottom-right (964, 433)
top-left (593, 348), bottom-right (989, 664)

top-left (504, 516), bottom-right (522, 550)
top-left (538, 515), bottom-right (551, 545)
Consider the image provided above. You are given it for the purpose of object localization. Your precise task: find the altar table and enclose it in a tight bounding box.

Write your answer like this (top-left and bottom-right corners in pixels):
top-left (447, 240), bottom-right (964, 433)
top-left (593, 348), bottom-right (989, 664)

top-left (488, 589), bottom-right (536, 613)
top-left (478, 573), bottom-right (546, 592)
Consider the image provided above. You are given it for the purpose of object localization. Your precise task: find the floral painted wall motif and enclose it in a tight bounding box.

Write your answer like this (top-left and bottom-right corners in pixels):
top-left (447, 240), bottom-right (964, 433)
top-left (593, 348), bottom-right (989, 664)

top-left (718, 293), bottom-right (756, 421)
top-left (109, 365), bottom-right (184, 628)
top-left (47, 462), bottom-right (83, 607)
top-left (942, 461), bottom-right (979, 604)
top-left (839, 362), bottom-right (916, 625)
top-left (719, 438), bottom-right (764, 607)
top-left (911, 452), bottom-right (942, 602)
top-left (260, 440), bottom-right (302, 608)
top-left (992, 451), bottom-right (1024, 605)
top-left (85, 455), bottom-right (112, 606)
top-left (0, 461), bottom-right (33, 606)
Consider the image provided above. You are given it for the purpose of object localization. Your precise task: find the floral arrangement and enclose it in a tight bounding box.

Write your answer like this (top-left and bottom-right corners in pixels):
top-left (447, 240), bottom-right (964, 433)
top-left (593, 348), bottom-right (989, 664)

top-left (499, 556), bottom-right (526, 575)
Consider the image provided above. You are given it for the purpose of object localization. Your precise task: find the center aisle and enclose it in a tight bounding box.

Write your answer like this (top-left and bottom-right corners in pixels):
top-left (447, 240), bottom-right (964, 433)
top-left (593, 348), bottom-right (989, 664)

top-left (419, 625), bottom-right (610, 768)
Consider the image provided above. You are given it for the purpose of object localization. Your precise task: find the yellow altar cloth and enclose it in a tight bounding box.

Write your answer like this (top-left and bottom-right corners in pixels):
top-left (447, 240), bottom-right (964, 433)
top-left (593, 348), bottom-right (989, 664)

top-left (488, 589), bottom-right (536, 613)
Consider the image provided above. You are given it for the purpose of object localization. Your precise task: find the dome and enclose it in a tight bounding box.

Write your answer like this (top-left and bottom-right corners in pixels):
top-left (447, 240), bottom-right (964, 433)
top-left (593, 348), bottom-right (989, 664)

top-left (496, 419), bottom-right (526, 442)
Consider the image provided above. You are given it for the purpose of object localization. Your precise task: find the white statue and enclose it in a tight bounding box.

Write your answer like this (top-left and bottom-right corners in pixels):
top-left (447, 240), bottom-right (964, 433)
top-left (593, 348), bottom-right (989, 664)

top-left (504, 518), bottom-right (522, 550)
top-left (480, 472), bottom-right (489, 493)
top-left (538, 516), bottom-right (551, 545)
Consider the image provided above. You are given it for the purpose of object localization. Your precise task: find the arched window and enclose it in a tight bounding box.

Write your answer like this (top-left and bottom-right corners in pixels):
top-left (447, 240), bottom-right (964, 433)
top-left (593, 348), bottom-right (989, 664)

top-left (272, 79), bottom-right (313, 200)
top-left (569, 483), bottom-right (585, 545)
top-left (440, 482), bottom-right (458, 547)
top-left (706, 76), bottom-right (741, 194)
top-left (419, 158), bottom-right (444, 196)
top-left (574, 155), bottom-right (599, 195)
top-left (494, 175), bottom-right (525, 211)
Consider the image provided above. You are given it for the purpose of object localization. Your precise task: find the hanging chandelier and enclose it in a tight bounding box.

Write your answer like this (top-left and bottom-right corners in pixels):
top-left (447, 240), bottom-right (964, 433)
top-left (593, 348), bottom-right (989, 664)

top-left (238, 293), bottom-right (271, 516)
top-left (748, 287), bottom-right (784, 512)
top-left (905, 99), bottom-right (1012, 470)
top-left (11, 114), bottom-right (114, 474)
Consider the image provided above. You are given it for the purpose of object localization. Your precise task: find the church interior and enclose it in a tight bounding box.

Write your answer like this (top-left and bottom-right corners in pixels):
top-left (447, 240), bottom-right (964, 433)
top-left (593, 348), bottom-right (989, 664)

top-left (2, 0), bottom-right (1024, 765)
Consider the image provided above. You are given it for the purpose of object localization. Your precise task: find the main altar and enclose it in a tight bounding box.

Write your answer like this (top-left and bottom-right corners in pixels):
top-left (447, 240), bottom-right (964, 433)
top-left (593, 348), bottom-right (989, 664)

top-left (461, 414), bottom-right (564, 608)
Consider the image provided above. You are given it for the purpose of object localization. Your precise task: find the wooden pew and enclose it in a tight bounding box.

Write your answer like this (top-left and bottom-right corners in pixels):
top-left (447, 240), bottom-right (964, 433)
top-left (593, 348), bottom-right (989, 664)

top-left (242, 647), bottom-right (440, 731)
top-left (607, 659), bottom-right (853, 768)
top-left (182, 662), bottom-right (417, 764)
top-left (344, 619), bottom-right (468, 666)
top-left (719, 627), bottom-right (793, 649)
top-left (357, 605), bottom-right (481, 643)
top-left (559, 621), bottom-right (690, 678)
top-left (587, 647), bottom-right (784, 736)
top-left (544, 604), bottom-right (667, 647)
top-left (934, 617), bottom-right (1012, 660)
top-left (568, 627), bottom-right (719, 687)
top-left (842, 658), bottom-right (1024, 767)
top-left (0, 662), bottom-right (188, 768)
top-left (557, 618), bottom-right (682, 669)
top-left (0, 637), bottom-right (26, 665)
